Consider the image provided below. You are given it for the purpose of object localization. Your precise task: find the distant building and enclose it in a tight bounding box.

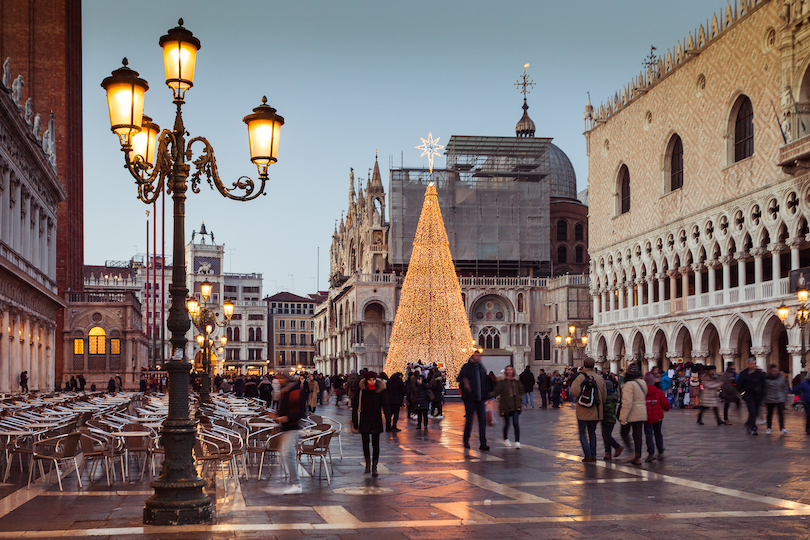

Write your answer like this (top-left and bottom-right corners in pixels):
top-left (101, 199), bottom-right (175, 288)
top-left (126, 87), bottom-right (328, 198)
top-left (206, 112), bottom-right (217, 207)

top-left (267, 292), bottom-right (317, 374)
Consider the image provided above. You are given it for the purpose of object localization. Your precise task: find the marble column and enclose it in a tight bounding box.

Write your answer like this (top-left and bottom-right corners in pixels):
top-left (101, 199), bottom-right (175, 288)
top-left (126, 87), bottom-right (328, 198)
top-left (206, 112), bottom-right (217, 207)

top-left (735, 251), bottom-right (748, 289)
top-left (768, 242), bottom-right (784, 282)
top-left (608, 356), bottom-right (618, 375)
top-left (644, 353), bottom-right (658, 373)
top-left (692, 262), bottom-right (704, 299)
top-left (646, 276), bottom-right (654, 306)
top-left (719, 348), bottom-right (739, 371)
top-left (721, 255), bottom-right (732, 302)
top-left (752, 248), bottom-right (765, 291)
top-left (601, 289), bottom-right (608, 314)
top-left (29, 320), bottom-right (39, 392)
top-left (750, 346), bottom-right (771, 371)
top-left (680, 266), bottom-right (690, 302)
top-left (787, 345), bottom-right (805, 380)
top-left (707, 260), bottom-right (717, 294)
top-left (667, 269), bottom-right (678, 312)
top-left (658, 273), bottom-right (666, 307)
top-left (609, 286), bottom-right (616, 312)
top-left (0, 307), bottom-right (8, 394)
top-left (789, 237), bottom-right (802, 271)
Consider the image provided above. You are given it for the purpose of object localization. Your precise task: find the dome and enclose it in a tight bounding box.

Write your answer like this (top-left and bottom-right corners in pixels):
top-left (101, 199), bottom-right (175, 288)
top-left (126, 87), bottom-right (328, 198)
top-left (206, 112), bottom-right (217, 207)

top-left (515, 100), bottom-right (535, 137)
top-left (548, 143), bottom-right (577, 199)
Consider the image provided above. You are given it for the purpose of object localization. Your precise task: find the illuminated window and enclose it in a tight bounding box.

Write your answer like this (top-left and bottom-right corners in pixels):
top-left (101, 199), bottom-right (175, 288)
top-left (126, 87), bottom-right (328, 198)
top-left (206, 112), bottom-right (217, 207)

top-left (88, 327), bottom-right (106, 355)
top-left (111, 339), bottom-right (121, 355)
top-left (73, 338), bottom-right (84, 355)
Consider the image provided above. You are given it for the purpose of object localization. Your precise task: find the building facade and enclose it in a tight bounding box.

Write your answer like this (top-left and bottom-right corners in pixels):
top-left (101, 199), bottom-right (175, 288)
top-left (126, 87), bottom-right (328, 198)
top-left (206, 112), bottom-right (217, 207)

top-left (267, 292), bottom-right (317, 374)
top-left (315, 92), bottom-right (591, 376)
top-left (585, 0), bottom-right (810, 377)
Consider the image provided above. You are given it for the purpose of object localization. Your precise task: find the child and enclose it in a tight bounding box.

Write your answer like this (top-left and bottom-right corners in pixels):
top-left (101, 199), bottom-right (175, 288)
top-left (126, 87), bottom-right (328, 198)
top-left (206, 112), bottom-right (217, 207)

top-left (601, 379), bottom-right (623, 460)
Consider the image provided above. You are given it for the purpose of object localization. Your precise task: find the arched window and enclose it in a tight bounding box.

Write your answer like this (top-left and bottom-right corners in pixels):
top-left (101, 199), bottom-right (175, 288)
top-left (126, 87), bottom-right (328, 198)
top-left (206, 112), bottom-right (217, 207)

top-left (734, 96), bottom-right (754, 162)
top-left (575, 245), bottom-right (584, 263)
top-left (478, 326), bottom-right (501, 349)
top-left (556, 220), bottom-right (567, 241)
top-left (88, 327), bottom-right (106, 355)
top-left (255, 328), bottom-right (262, 342)
top-left (233, 327), bottom-right (240, 342)
top-left (543, 336), bottom-right (551, 360)
top-left (574, 223), bottom-right (584, 241)
top-left (534, 336), bottom-right (542, 360)
top-left (227, 327), bottom-right (233, 341)
top-left (517, 293), bottom-right (524, 313)
top-left (248, 328), bottom-right (255, 342)
top-left (669, 134), bottom-right (683, 191)
top-left (618, 165), bottom-right (630, 214)
top-left (558, 245), bottom-right (567, 264)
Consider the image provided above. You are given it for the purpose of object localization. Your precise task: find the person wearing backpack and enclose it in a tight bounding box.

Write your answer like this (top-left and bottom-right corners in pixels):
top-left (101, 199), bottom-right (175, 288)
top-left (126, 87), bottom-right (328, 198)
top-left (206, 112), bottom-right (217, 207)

top-left (643, 372), bottom-right (670, 462)
top-left (618, 363), bottom-right (647, 465)
top-left (570, 358), bottom-right (607, 462)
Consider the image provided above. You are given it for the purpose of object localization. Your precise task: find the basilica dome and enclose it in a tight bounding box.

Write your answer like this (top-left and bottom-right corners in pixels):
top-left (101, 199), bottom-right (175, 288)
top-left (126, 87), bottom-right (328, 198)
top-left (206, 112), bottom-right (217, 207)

top-left (547, 143), bottom-right (577, 199)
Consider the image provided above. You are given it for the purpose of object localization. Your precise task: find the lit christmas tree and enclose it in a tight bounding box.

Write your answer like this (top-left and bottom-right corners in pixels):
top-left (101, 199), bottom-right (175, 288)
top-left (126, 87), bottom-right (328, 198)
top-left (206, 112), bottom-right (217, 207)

top-left (383, 182), bottom-right (474, 387)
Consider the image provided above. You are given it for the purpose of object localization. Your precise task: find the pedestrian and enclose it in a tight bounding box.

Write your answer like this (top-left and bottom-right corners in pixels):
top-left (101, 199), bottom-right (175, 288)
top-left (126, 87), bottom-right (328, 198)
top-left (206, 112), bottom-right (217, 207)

top-left (429, 371), bottom-right (445, 418)
top-left (737, 358), bottom-right (765, 436)
top-left (107, 377), bottom-right (117, 394)
top-left (697, 365), bottom-right (724, 425)
top-left (273, 372), bottom-right (306, 495)
top-left (411, 374), bottom-right (431, 429)
top-left (271, 376), bottom-right (281, 410)
top-left (457, 350), bottom-right (492, 451)
top-left (550, 370), bottom-right (563, 408)
top-left (19, 371), bottom-right (28, 393)
top-left (791, 373), bottom-right (810, 434)
top-left (601, 379), bottom-right (623, 460)
top-left (354, 371), bottom-right (388, 476)
top-left (259, 376), bottom-right (272, 405)
top-left (764, 364), bottom-right (790, 435)
top-left (115, 375), bottom-right (122, 392)
top-left (69, 376), bottom-right (77, 392)
top-left (306, 373), bottom-right (319, 414)
top-left (570, 358), bottom-right (607, 462)
top-left (618, 363), bottom-right (647, 466)
top-left (520, 366), bottom-right (535, 409)
top-left (536, 369), bottom-right (549, 408)
top-left (722, 362), bottom-right (740, 424)
top-left (234, 376), bottom-right (245, 398)
top-left (643, 371), bottom-right (670, 462)
top-left (78, 374), bottom-right (86, 392)
top-left (139, 376), bottom-right (147, 393)
top-left (385, 372), bottom-right (406, 432)
top-left (493, 365), bottom-right (524, 448)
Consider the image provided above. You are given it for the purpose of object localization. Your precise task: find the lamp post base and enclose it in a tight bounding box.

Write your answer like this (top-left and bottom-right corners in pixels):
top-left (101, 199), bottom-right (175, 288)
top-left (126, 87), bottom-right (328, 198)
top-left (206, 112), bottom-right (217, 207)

top-left (143, 494), bottom-right (213, 526)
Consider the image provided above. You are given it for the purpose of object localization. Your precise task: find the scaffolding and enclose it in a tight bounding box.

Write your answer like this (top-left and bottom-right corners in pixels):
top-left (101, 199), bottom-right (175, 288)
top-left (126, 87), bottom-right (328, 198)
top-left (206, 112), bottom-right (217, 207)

top-left (390, 135), bottom-right (552, 276)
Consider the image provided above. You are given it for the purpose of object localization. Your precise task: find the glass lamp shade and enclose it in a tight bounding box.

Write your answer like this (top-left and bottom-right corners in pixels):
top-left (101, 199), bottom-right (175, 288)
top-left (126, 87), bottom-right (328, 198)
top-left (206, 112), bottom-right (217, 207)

top-left (205, 324), bottom-right (213, 334)
top-left (581, 335), bottom-right (588, 346)
top-left (187, 297), bottom-right (200, 317)
top-left (159, 19), bottom-right (201, 95)
top-left (778, 304), bottom-right (789, 322)
top-left (799, 288), bottom-right (809, 305)
top-left (196, 335), bottom-right (204, 346)
top-left (128, 115), bottom-right (160, 166)
top-left (200, 281), bottom-right (212, 301)
top-left (555, 335), bottom-right (562, 345)
top-left (565, 335), bottom-right (572, 345)
top-left (101, 59), bottom-right (148, 140)
top-left (223, 299), bottom-right (234, 319)
top-left (568, 325), bottom-right (576, 335)
top-left (800, 307), bottom-right (810, 322)
top-left (244, 96), bottom-right (284, 167)
top-left (220, 336), bottom-right (228, 346)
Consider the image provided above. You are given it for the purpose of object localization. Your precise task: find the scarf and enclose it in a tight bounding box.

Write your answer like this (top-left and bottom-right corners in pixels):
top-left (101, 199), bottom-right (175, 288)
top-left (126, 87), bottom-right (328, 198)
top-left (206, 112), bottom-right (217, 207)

top-left (367, 381), bottom-right (377, 391)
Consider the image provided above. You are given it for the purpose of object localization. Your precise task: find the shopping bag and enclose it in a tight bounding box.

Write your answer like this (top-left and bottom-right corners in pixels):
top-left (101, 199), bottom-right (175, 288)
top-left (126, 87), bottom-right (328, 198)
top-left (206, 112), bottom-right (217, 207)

top-left (485, 399), bottom-right (497, 426)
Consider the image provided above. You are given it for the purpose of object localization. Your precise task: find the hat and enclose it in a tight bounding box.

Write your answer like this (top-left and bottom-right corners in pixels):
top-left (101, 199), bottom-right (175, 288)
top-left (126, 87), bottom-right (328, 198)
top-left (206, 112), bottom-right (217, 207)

top-left (364, 371), bottom-right (378, 380)
top-left (626, 363), bottom-right (640, 375)
top-left (643, 372), bottom-right (655, 386)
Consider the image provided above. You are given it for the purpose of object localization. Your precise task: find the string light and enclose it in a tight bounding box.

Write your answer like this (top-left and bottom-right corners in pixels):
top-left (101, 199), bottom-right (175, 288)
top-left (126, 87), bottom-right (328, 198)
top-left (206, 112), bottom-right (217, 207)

top-left (383, 183), bottom-right (473, 388)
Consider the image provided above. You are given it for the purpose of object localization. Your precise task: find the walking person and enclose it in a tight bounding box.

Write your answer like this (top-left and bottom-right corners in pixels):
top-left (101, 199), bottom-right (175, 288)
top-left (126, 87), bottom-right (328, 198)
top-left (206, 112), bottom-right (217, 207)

top-left (520, 366), bottom-right (535, 409)
top-left (273, 372), bottom-right (306, 495)
top-left (354, 371), bottom-right (388, 476)
top-left (429, 370), bottom-right (445, 418)
top-left (764, 364), bottom-right (790, 435)
top-left (411, 374), bottom-right (431, 429)
top-left (722, 362), bottom-right (740, 424)
top-left (618, 363), bottom-right (647, 466)
top-left (271, 376), bottom-right (281, 410)
top-left (791, 374), bottom-right (810, 434)
top-left (550, 370), bottom-right (563, 408)
top-left (307, 373), bottom-right (319, 414)
top-left (457, 350), bottom-right (492, 451)
top-left (570, 358), bottom-right (607, 462)
top-left (385, 372), bottom-right (406, 432)
top-left (601, 379), bottom-right (623, 460)
top-left (697, 365), bottom-right (724, 425)
top-left (536, 369), bottom-right (549, 408)
top-left (737, 358), bottom-right (765, 436)
top-left (19, 371), bottom-right (28, 393)
top-left (78, 374), bottom-right (86, 392)
top-left (493, 365), bottom-right (524, 448)
top-left (643, 372), bottom-right (670, 462)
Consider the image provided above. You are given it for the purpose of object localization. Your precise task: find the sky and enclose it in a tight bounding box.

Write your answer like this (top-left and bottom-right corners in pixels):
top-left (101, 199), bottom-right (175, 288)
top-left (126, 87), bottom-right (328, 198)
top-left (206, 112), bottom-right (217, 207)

top-left (83, 0), bottom-right (727, 296)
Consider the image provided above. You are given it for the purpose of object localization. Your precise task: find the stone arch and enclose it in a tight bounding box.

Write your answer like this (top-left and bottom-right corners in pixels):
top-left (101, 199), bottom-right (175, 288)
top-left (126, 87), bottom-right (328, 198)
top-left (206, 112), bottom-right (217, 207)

top-left (610, 331), bottom-right (626, 361)
top-left (358, 297), bottom-right (390, 321)
top-left (596, 334), bottom-right (608, 361)
top-left (671, 323), bottom-right (693, 360)
top-left (470, 294), bottom-right (514, 324)
top-left (630, 327), bottom-right (646, 359)
top-left (650, 326), bottom-right (668, 362)
top-left (756, 310), bottom-right (790, 373)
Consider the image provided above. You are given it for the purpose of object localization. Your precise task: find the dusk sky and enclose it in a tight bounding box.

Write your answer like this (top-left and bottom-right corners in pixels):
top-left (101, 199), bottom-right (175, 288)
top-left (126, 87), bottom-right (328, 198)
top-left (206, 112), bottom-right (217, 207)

top-left (83, 0), bottom-right (721, 296)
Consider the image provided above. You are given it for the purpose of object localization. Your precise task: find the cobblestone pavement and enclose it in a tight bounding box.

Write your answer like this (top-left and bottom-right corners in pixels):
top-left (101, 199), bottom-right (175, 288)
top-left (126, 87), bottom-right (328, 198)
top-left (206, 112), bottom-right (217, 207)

top-left (0, 398), bottom-right (809, 538)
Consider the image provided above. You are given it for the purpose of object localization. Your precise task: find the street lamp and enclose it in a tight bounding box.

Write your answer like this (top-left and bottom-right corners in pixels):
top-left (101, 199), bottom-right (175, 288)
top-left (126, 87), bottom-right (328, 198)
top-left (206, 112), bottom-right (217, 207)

top-left (189, 283), bottom-right (232, 404)
top-left (101, 19), bottom-right (283, 526)
top-left (556, 325), bottom-right (588, 366)
top-left (778, 274), bottom-right (810, 371)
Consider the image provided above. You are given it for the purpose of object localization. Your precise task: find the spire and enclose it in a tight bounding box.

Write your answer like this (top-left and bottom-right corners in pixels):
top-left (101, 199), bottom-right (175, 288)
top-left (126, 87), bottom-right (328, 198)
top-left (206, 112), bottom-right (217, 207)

top-left (358, 186), bottom-right (365, 207)
top-left (349, 167), bottom-right (356, 207)
top-left (515, 64), bottom-right (536, 138)
top-left (369, 155), bottom-right (384, 193)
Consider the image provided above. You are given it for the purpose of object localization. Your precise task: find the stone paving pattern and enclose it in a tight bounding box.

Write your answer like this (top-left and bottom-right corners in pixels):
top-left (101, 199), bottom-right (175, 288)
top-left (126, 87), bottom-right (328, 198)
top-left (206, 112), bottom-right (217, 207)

top-left (0, 400), bottom-right (809, 538)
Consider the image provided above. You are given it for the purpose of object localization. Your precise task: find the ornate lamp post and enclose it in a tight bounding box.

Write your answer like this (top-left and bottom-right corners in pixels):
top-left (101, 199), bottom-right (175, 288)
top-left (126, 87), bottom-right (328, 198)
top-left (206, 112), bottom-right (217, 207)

top-left (101, 19), bottom-right (283, 526)
top-left (188, 281), bottom-right (233, 402)
top-left (778, 274), bottom-right (810, 372)
top-left (555, 325), bottom-right (588, 365)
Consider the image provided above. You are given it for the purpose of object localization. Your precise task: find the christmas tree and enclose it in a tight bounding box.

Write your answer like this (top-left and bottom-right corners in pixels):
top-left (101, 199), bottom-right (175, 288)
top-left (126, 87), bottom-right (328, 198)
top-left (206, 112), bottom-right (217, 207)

top-left (383, 183), bottom-right (474, 387)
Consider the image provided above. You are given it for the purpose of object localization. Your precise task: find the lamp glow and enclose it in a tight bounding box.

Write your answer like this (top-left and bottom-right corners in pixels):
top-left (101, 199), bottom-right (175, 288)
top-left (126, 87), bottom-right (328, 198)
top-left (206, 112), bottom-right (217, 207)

top-left (187, 297), bottom-right (199, 317)
top-left (129, 115), bottom-right (160, 167)
top-left (223, 299), bottom-right (234, 320)
top-left (101, 59), bottom-right (148, 142)
top-left (159, 19), bottom-right (201, 98)
top-left (196, 334), bottom-right (204, 346)
top-left (200, 281), bottom-right (212, 302)
top-left (244, 97), bottom-right (284, 174)
top-left (778, 304), bottom-right (789, 322)
top-left (555, 335), bottom-right (562, 345)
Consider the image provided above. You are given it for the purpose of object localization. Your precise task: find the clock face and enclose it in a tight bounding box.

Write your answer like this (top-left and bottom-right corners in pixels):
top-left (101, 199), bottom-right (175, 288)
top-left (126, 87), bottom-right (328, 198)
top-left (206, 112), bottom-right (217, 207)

top-left (194, 257), bottom-right (220, 275)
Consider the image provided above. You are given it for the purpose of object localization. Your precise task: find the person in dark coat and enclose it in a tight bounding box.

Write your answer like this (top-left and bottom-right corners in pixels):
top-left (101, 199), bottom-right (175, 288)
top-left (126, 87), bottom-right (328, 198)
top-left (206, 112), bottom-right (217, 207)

top-left (429, 371), bottom-right (445, 418)
top-left (69, 376), bottom-right (78, 392)
top-left (274, 373), bottom-right (307, 494)
top-left (353, 371), bottom-right (389, 476)
top-left (385, 372), bottom-right (406, 432)
top-left (737, 358), bottom-right (765, 435)
top-left (411, 375), bottom-right (431, 429)
top-left (259, 376), bottom-right (272, 405)
top-left (234, 376), bottom-right (245, 398)
top-left (520, 366), bottom-right (535, 409)
top-left (139, 376), bottom-right (147, 393)
top-left (536, 369), bottom-right (549, 408)
top-left (244, 377), bottom-right (259, 398)
top-left (78, 374), bottom-right (86, 392)
top-left (722, 362), bottom-right (740, 424)
top-left (107, 377), bottom-right (117, 394)
top-left (457, 351), bottom-right (492, 451)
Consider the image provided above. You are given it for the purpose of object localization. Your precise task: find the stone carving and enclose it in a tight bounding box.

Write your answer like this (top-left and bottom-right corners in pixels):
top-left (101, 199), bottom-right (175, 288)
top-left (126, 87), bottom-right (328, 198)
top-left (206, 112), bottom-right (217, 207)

top-left (11, 75), bottom-right (24, 106)
top-left (1, 57), bottom-right (9, 88)
top-left (44, 114), bottom-right (56, 169)
top-left (24, 98), bottom-right (33, 126)
top-left (32, 114), bottom-right (41, 141)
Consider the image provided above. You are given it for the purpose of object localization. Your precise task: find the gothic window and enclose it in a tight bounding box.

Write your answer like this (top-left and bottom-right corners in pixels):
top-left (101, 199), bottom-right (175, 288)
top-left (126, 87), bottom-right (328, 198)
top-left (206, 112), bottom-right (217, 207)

top-left (734, 96), bottom-right (754, 162)
top-left (574, 223), bottom-right (584, 241)
top-left (478, 326), bottom-right (501, 349)
top-left (557, 220), bottom-right (567, 241)
top-left (543, 336), bottom-right (551, 360)
top-left (110, 338), bottom-right (121, 355)
top-left (558, 245), bottom-right (567, 264)
top-left (669, 134), bottom-right (683, 191)
top-left (576, 245), bottom-right (584, 263)
top-left (618, 165), bottom-right (630, 215)
top-left (534, 336), bottom-right (542, 361)
top-left (88, 327), bottom-right (106, 355)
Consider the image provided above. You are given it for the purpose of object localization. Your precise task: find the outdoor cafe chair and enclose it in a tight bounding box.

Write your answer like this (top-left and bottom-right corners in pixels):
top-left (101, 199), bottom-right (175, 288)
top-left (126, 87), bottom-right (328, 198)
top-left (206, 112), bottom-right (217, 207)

top-left (27, 432), bottom-right (82, 492)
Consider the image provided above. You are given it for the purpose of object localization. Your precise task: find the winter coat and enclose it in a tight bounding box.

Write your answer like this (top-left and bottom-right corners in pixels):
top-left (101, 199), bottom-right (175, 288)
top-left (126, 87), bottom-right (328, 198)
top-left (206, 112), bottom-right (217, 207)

top-left (536, 372), bottom-right (549, 391)
top-left (386, 374), bottom-right (406, 406)
top-left (792, 378), bottom-right (810, 402)
top-left (430, 376), bottom-right (444, 403)
top-left (659, 373), bottom-right (672, 392)
top-left (618, 379), bottom-right (648, 424)
top-left (307, 379), bottom-right (319, 409)
top-left (645, 384), bottom-right (670, 423)
top-left (764, 373), bottom-right (790, 404)
top-left (602, 381), bottom-right (619, 424)
top-left (722, 369), bottom-right (740, 403)
top-left (411, 381), bottom-right (432, 411)
top-left (457, 359), bottom-right (491, 402)
top-left (278, 380), bottom-right (306, 432)
top-left (570, 369), bottom-right (607, 421)
top-left (737, 367), bottom-right (765, 402)
top-left (700, 373), bottom-right (722, 408)
top-left (519, 369), bottom-right (535, 393)
top-left (355, 379), bottom-right (388, 434)
top-left (492, 377), bottom-right (523, 416)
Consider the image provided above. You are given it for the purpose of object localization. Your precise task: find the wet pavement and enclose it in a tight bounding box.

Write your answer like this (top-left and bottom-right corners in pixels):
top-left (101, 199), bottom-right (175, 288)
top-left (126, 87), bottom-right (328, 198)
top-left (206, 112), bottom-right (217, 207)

top-left (0, 398), bottom-right (809, 538)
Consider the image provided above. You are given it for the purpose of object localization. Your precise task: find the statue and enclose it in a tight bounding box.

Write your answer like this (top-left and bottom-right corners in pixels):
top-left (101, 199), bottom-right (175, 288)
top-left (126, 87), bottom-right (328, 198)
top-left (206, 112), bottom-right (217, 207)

top-left (793, 0), bottom-right (803, 23)
top-left (11, 75), bottom-right (24, 106)
top-left (191, 230), bottom-right (196, 243)
top-left (1, 58), bottom-right (10, 89)
top-left (32, 113), bottom-right (41, 141)
top-left (42, 123), bottom-right (51, 155)
top-left (45, 113), bottom-right (56, 168)
top-left (24, 98), bottom-right (33, 126)
top-left (782, 112), bottom-right (793, 144)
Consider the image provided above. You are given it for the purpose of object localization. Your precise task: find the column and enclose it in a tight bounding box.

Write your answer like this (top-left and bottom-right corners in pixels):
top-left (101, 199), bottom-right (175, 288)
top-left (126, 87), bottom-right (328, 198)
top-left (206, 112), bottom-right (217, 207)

top-left (693, 263), bottom-right (703, 298)
top-left (658, 273), bottom-right (666, 306)
top-left (9, 311), bottom-right (20, 393)
top-left (644, 353), bottom-right (658, 373)
top-left (29, 320), bottom-right (39, 392)
top-left (787, 345), bottom-right (804, 380)
top-left (0, 306), bottom-right (8, 394)
top-left (647, 276), bottom-right (654, 306)
top-left (592, 291), bottom-right (599, 321)
top-left (0, 167), bottom-right (7, 243)
top-left (719, 348), bottom-right (739, 371)
top-left (735, 251), bottom-right (748, 289)
top-left (609, 286), bottom-right (616, 312)
top-left (608, 356), bottom-right (618, 374)
top-left (668, 269), bottom-right (678, 312)
top-left (10, 178), bottom-right (20, 253)
top-left (769, 242), bottom-right (784, 282)
top-left (789, 237), bottom-right (802, 271)
top-left (750, 346), bottom-right (771, 371)
top-left (707, 260), bottom-right (717, 294)
top-left (691, 350), bottom-right (709, 369)
top-left (721, 255), bottom-right (732, 302)
top-left (680, 266), bottom-right (690, 301)
top-left (601, 289), bottom-right (608, 314)
top-left (752, 248), bottom-right (764, 288)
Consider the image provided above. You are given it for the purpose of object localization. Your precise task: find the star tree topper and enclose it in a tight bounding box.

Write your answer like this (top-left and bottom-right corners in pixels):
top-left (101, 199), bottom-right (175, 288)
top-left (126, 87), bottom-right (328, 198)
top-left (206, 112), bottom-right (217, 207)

top-left (416, 132), bottom-right (444, 173)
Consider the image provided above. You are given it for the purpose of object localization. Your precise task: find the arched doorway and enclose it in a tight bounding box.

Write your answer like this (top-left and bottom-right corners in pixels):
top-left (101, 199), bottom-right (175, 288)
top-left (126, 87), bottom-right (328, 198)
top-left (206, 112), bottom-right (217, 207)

top-left (761, 314), bottom-right (790, 373)
top-left (651, 328), bottom-right (668, 369)
top-left (701, 323), bottom-right (722, 367)
top-left (728, 318), bottom-right (752, 371)
top-left (612, 334), bottom-right (626, 368)
top-left (673, 325), bottom-right (693, 366)
top-left (363, 303), bottom-right (385, 371)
